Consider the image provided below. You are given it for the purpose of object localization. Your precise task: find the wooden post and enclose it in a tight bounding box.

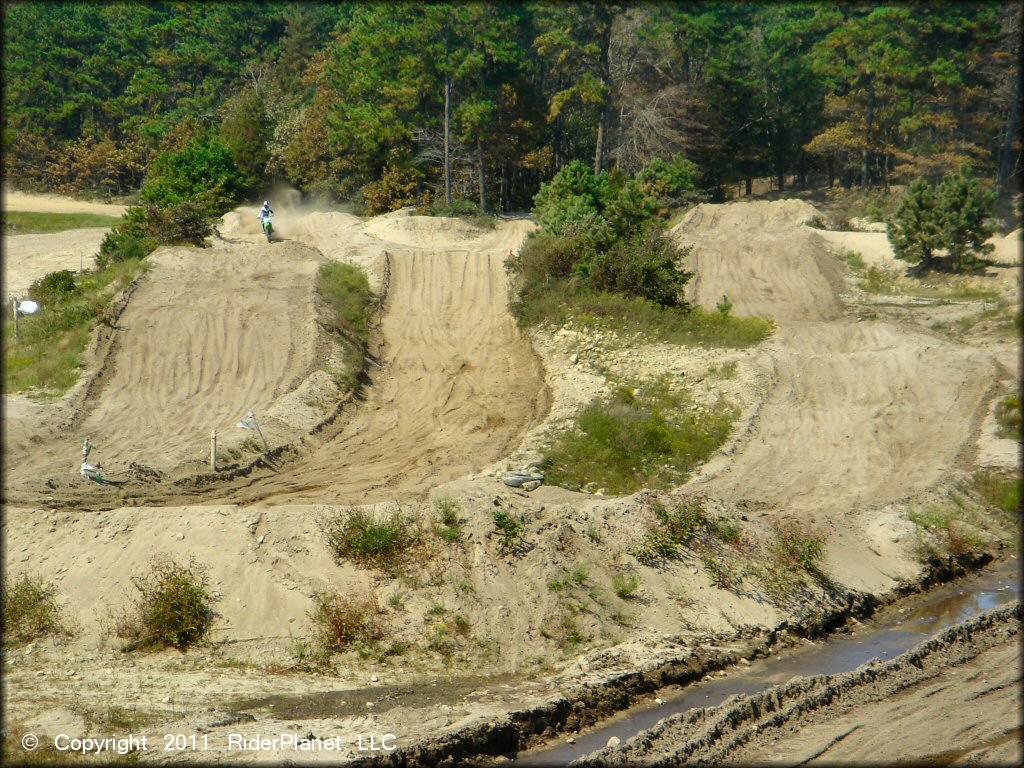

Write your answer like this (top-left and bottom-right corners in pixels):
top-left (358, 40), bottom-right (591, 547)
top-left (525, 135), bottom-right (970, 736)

top-left (12, 298), bottom-right (18, 342)
top-left (210, 429), bottom-right (217, 471)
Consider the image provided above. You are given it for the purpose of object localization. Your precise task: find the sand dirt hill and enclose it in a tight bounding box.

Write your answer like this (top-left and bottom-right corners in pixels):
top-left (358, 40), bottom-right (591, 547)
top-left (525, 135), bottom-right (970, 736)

top-left (2, 192), bottom-right (1019, 764)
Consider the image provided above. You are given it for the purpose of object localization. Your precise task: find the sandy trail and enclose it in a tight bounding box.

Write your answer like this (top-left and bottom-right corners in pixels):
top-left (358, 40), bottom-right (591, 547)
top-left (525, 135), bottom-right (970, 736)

top-left (3, 189), bottom-right (127, 301)
top-left (672, 201), bottom-right (1002, 519)
top-left (3, 207), bottom-right (548, 508)
top-left (3, 229), bottom-right (111, 302)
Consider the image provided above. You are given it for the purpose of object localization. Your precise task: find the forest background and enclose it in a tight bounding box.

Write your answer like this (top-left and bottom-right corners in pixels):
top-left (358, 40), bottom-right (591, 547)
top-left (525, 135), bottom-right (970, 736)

top-left (3, 2), bottom-right (1021, 216)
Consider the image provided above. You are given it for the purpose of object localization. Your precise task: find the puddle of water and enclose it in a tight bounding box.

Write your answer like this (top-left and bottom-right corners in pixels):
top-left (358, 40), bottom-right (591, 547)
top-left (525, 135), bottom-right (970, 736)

top-left (519, 558), bottom-right (1021, 766)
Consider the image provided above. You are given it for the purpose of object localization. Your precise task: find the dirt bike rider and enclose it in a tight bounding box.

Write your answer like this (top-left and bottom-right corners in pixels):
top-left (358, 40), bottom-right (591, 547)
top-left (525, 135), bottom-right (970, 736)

top-left (258, 200), bottom-right (273, 226)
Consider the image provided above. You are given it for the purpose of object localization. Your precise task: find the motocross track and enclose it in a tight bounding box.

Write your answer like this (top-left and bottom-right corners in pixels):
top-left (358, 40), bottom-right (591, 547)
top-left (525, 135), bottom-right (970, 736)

top-left (2, 193), bottom-right (1020, 765)
top-left (3, 200), bottom-right (548, 508)
top-left (671, 200), bottom-right (1008, 589)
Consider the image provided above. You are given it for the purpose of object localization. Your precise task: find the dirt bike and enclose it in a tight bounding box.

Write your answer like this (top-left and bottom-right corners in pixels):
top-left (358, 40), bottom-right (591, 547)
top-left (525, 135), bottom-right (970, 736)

top-left (260, 213), bottom-right (273, 243)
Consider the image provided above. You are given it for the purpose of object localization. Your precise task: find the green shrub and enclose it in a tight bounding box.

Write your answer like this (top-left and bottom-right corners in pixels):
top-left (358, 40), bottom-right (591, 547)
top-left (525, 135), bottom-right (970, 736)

top-left (508, 231), bottom-right (588, 286)
top-left (308, 592), bottom-right (386, 655)
top-left (532, 160), bottom-right (611, 236)
top-left (888, 171), bottom-right (996, 273)
top-left (492, 508), bottom-right (525, 554)
top-left (543, 379), bottom-right (735, 494)
top-left (636, 154), bottom-right (703, 214)
top-left (588, 227), bottom-right (693, 308)
top-left (3, 573), bottom-right (73, 644)
top-left (125, 200), bottom-right (214, 246)
top-left (319, 508), bottom-right (416, 575)
top-left (96, 229), bottom-right (158, 269)
top-left (140, 135), bottom-right (248, 216)
top-left (28, 270), bottom-right (79, 305)
top-left (115, 557), bottom-right (215, 649)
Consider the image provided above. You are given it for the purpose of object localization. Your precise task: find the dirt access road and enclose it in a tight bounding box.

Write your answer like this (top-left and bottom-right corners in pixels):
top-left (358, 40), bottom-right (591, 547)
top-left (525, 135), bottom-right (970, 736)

top-left (3, 198), bottom-right (548, 508)
top-left (2, 190), bottom-right (126, 302)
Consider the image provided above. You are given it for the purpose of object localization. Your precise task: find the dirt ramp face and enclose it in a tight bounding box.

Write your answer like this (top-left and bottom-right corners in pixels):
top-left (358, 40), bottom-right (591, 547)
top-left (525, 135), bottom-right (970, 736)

top-left (672, 200), bottom-right (845, 323)
top-left (693, 321), bottom-right (996, 513)
top-left (226, 235), bottom-right (549, 506)
top-left (4, 243), bottom-right (324, 493)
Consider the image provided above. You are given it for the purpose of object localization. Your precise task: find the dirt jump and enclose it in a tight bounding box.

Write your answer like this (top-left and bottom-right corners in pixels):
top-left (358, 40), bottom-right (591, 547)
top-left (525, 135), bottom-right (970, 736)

top-left (673, 201), bottom-right (1000, 540)
top-left (3, 203), bottom-right (549, 508)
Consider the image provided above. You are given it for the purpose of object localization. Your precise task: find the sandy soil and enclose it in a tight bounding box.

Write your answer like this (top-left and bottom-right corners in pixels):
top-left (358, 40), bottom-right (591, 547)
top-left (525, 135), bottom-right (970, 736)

top-left (3, 229), bottom-right (113, 302)
top-left (2, 193), bottom-right (1020, 764)
top-left (3, 189), bottom-right (128, 216)
top-left (3, 204), bottom-right (548, 508)
top-left (3, 189), bottom-right (127, 301)
top-left (581, 602), bottom-right (1022, 766)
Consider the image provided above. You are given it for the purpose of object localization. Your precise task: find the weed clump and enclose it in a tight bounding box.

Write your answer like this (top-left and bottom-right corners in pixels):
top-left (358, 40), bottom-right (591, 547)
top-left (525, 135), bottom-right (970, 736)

top-left (908, 505), bottom-right (987, 563)
top-left (316, 262), bottom-right (375, 393)
top-left (308, 592), bottom-right (387, 656)
top-left (434, 499), bottom-right (464, 543)
top-left (429, 199), bottom-right (498, 229)
top-left (515, 287), bottom-right (773, 348)
top-left (770, 520), bottom-right (825, 573)
top-left (5, 258), bottom-right (148, 394)
top-left (971, 470), bottom-right (1021, 513)
top-left (3, 573), bottom-right (73, 644)
top-left (319, 507), bottom-right (418, 576)
top-left (492, 509), bottom-right (526, 554)
top-left (612, 571), bottom-right (641, 599)
top-left (752, 520), bottom-right (827, 598)
top-left (994, 395), bottom-right (1021, 441)
top-left (114, 557), bottom-right (215, 650)
top-left (622, 499), bottom-right (745, 581)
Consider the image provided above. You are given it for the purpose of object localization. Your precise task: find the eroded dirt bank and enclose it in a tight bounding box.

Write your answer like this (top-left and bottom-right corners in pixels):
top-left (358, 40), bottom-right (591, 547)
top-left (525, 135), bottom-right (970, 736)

top-left (581, 601), bottom-right (1021, 766)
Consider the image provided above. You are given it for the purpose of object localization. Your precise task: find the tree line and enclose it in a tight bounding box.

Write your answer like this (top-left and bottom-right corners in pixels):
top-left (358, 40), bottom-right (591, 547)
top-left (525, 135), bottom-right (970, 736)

top-left (4, 2), bottom-right (1020, 211)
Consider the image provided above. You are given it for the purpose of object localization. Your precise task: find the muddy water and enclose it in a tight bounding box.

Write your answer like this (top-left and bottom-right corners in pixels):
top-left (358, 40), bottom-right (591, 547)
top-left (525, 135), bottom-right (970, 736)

top-left (519, 558), bottom-right (1022, 766)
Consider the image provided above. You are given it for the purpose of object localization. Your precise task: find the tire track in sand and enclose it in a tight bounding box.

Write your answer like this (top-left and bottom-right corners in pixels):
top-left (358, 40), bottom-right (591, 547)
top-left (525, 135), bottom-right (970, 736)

top-left (672, 200), bottom-right (998, 516)
top-left (3, 213), bottom-right (548, 509)
top-left (222, 225), bottom-right (549, 505)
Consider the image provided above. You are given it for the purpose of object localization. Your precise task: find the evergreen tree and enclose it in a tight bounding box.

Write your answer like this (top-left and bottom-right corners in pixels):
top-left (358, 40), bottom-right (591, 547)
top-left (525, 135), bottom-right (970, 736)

top-left (936, 171), bottom-right (996, 271)
top-left (888, 178), bottom-right (942, 271)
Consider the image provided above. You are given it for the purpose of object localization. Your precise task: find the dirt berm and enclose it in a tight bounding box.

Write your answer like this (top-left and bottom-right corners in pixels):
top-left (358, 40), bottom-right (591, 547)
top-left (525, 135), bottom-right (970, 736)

top-left (580, 601), bottom-right (1022, 766)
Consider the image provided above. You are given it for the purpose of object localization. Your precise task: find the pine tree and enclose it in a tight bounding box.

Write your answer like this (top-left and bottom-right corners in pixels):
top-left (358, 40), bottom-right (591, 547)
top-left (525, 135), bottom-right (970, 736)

top-left (936, 172), bottom-right (996, 271)
top-left (888, 178), bottom-right (942, 272)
